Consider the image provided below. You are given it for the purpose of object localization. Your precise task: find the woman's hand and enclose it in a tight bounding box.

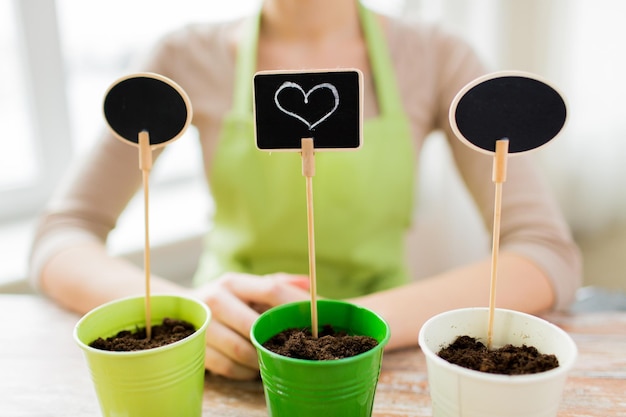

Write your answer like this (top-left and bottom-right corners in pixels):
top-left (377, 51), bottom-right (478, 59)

top-left (191, 273), bottom-right (309, 380)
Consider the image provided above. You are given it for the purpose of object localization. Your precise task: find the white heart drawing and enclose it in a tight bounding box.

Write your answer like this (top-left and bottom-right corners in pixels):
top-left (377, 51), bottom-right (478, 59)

top-left (274, 81), bottom-right (339, 130)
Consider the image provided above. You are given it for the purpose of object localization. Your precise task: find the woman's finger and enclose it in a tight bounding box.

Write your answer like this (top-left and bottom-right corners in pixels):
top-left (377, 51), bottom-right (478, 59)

top-left (206, 282), bottom-right (262, 339)
top-left (223, 272), bottom-right (310, 307)
top-left (204, 344), bottom-right (259, 380)
top-left (205, 319), bottom-right (259, 370)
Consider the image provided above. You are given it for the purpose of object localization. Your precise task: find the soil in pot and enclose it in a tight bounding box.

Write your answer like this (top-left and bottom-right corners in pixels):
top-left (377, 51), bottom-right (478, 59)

top-left (438, 335), bottom-right (559, 375)
top-left (263, 324), bottom-right (378, 360)
top-left (89, 318), bottom-right (196, 351)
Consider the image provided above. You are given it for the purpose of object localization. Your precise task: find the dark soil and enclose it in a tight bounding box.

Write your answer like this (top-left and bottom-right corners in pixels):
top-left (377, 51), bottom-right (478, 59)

top-left (89, 318), bottom-right (196, 352)
top-left (438, 335), bottom-right (559, 375)
top-left (263, 324), bottom-right (378, 360)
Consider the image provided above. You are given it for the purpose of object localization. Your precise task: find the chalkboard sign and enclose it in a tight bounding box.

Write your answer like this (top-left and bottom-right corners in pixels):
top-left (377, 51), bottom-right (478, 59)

top-left (449, 71), bottom-right (567, 155)
top-left (253, 69), bottom-right (363, 151)
top-left (103, 72), bottom-right (192, 147)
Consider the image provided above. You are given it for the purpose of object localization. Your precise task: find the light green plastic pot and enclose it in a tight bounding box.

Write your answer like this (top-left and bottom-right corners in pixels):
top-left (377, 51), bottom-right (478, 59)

top-left (74, 295), bottom-right (211, 417)
top-left (250, 300), bottom-right (390, 417)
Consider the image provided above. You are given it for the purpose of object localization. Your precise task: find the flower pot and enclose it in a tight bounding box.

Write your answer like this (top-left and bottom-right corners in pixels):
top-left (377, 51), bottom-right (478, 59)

top-left (74, 294), bottom-right (211, 417)
top-left (250, 300), bottom-right (390, 417)
top-left (418, 307), bottom-right (578, 417)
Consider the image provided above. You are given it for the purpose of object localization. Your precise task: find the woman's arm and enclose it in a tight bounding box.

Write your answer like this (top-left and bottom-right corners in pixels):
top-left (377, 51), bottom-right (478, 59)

top-left (353, 252), bottom-right (554, 350)
top-left (40, 241), bottom-right (186, 314)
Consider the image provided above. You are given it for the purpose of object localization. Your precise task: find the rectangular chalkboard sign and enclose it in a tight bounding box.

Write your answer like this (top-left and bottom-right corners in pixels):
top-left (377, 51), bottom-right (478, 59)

top-left (253, 69), bottom-right (363, 151)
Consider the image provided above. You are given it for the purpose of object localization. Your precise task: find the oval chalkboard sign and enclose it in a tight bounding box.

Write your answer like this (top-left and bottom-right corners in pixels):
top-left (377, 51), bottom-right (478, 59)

top-left (449, 71), bottom-right (567, 155)
top-left (103, 73), bottom-right (192, 147)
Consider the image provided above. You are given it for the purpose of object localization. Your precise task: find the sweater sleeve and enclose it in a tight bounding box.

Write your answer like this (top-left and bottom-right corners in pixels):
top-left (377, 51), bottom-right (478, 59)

top-left (390, 18), bottom-right (582, 310)
top-left (27, 21), bottom-right (231, 291)
top-left (28, 128), bottom-right (146, 290)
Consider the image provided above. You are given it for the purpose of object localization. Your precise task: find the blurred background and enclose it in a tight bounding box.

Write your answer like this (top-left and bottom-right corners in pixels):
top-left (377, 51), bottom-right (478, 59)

top-left (1, 0), bottom-right (625, 304)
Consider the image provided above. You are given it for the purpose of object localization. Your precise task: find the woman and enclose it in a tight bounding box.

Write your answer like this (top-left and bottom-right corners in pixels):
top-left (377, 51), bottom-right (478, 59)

top-left (29, 0), bottom-right (581, 380)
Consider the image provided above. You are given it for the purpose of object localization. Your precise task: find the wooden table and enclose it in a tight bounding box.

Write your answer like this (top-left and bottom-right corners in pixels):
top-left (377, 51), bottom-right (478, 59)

top-left (1, 294), bottom-right (625, 416)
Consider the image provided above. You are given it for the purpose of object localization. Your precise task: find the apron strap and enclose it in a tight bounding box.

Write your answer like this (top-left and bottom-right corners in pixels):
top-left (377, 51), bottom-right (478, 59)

top-left (232, 12), bottom-right (261, 116)
top-left (231, 3), bottom-right (404, 119)
top-left (358, 4), bottom-right (404, 117)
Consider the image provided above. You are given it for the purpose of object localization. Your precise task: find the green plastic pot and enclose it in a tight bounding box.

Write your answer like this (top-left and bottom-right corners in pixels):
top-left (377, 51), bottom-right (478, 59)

top-left (74, 295), bottom-right (211, 417)
top-left (250, 300), bottom-right (390, 417)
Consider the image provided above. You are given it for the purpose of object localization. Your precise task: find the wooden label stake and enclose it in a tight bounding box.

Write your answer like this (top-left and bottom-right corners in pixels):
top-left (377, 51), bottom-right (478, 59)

top-left (139, 130), bottom-right (153, 340)
top-left (487, 138), bottom-right (509, 349)
top-left (301, 138), bottom-right (318, 338)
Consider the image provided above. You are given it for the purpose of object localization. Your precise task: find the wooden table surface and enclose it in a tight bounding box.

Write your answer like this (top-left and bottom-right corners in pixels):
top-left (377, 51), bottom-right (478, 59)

top-left (1, 294), bottom-right (625, 416)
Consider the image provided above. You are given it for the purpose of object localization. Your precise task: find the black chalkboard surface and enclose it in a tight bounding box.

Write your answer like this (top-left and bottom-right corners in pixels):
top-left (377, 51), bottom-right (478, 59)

top-left (103, 73), bottom-right (192, 147)
top-left (254, 69), bottom-right (363, 151)
top-left (449, 71), bottom-right (567, 155)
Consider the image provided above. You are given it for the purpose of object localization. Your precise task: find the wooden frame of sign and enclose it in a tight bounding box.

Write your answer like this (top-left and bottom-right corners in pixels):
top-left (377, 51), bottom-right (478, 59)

top-left (449, 70), bottom-right (567, 348)
top-left (103, 72), bottom-right (192, 338)
top-left (253, 68), bottom-right (363, 337)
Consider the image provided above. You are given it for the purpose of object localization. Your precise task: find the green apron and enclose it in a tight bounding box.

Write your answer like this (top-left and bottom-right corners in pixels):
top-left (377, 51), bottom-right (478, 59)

top-left (193, 6), bottom-right (416, 298)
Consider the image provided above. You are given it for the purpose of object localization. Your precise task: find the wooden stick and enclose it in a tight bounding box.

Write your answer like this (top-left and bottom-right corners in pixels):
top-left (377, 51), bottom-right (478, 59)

top-left (138, 131), bottom-right (153, 340)
top-left (487, 138), bottom-right (509, 350)
top-left (301, 138), bottom-right (318, 338)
